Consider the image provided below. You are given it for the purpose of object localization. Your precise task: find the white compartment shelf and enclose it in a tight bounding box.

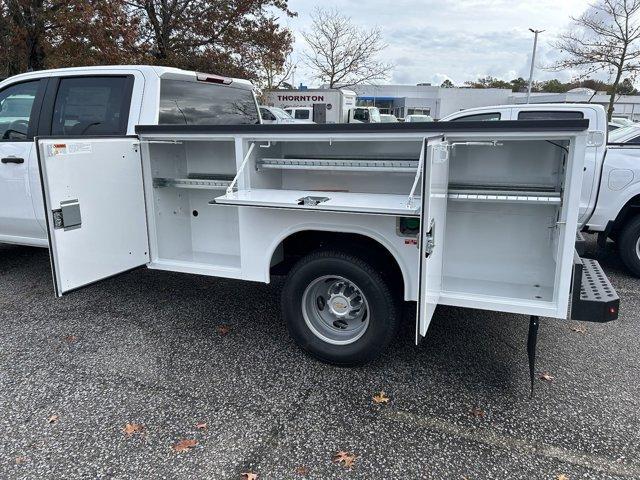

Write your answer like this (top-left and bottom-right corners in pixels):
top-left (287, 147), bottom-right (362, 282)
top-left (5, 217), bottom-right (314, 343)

top-left (448, 191), bottom-right (561, 204)
top-left (256, 157), bottom-right (418, 173)
top-left (213, 189), bottom-right (421, 216)
top-left (153, 175), bottom-right (233, 190)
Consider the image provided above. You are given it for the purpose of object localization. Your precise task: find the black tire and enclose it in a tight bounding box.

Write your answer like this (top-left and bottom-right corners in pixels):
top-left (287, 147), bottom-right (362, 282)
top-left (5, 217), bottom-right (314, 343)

top-left (619, 215), bottom-right (640, 277)
top-left (281, 249), bottom-right (400, 366)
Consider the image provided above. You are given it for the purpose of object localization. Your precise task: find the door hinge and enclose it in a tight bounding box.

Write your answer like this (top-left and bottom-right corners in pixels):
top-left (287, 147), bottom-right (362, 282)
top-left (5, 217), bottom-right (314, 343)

top-left (52, 199), bottom-right (82, 230)
top-left (424, 219), bottom-right (435, 258)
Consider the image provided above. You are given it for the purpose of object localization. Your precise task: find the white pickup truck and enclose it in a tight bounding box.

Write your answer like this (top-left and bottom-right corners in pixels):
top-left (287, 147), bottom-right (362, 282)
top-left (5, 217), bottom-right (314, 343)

top-left (0, 65), bottom-right (259, 247)
top-left (442, 104), bottom-right (640, 277)
top-left (0, 67), bottom-right (620, 384)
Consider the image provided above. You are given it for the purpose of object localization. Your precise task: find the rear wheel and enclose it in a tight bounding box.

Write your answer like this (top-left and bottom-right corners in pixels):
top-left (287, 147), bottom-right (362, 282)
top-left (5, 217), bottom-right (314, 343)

top-left (282, 250), bottom-right (400, 366)
top-left (619, 215), bottom-right (640, 277)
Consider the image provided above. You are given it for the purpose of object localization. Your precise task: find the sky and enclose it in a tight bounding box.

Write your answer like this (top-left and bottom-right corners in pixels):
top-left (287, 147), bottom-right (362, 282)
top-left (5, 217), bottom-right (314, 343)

top-left (283, 0), bottom-right (594, 87)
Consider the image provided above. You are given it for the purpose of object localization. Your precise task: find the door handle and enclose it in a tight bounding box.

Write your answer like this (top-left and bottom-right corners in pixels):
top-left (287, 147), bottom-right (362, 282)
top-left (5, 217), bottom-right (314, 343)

top-left (1, 157), bottom-right (24, 164)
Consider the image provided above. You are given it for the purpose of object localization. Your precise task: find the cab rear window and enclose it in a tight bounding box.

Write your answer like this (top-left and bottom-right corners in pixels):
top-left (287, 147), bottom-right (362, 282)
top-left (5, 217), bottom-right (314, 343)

top-left (450, 112), bottom-right (500, 122)
top-left (159, 80), bottom-right (258, 125)
top-left (517, 111), bottom-right (584, 120)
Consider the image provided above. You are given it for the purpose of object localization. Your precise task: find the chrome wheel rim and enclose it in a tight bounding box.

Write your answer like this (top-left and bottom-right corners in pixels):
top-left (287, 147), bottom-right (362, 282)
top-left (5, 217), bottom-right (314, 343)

top-left (636, 236), bottom-right (640, 261)
top-left (301, 275), bottom-right (370, 345)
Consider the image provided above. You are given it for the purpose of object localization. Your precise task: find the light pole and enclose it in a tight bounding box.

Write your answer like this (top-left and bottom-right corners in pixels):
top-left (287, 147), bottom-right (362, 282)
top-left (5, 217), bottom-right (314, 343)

top-left (526, 28), bottom-right (544, 104)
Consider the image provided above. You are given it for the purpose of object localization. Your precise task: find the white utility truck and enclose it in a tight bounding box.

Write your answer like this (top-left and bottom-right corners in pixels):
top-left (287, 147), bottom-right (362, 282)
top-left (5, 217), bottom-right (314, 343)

top-left (265, 88), bottom-right (380, 124)
top-left (0, 67), bottom-right (619, 389)
top-left (442, 104), bottom-right (640, 277)
top-left (0, 65), bottom-right (259, 247)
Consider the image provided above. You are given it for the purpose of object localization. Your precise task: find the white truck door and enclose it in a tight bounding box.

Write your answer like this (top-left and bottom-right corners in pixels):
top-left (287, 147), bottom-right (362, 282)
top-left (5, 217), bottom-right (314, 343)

top-left (37, 137), bottom-right (149, 296)
top-left (417, 137), bottom-right (450, 341)
top-left (0, 79), bottom-right (47, 244)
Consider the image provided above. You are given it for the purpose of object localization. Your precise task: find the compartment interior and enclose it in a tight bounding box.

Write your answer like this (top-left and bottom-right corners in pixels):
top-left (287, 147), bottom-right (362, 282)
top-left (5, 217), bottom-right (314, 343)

top-left (441, 139), bottom-right (568, 304)
top-left (216, 139), bottom-right (425, 216)
top-left (148, 140), bottom-right (241, 271)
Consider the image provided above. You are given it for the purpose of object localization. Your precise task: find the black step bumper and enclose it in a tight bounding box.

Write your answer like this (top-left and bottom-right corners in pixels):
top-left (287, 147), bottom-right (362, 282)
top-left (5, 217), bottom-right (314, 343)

top-left (575, 230), bottom-right (586, 256)
top-left (571, 253), bottom-right (619, 322)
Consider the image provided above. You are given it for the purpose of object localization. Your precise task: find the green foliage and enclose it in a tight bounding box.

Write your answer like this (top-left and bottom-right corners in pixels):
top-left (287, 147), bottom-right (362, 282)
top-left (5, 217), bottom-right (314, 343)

top-left (464, 76), bottom-right (512, 89)
top-left (463, 75), bottom-right (639, 95)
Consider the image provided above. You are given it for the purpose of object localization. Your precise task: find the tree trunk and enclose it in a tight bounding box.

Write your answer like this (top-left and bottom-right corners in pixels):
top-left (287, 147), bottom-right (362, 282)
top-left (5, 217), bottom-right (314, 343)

top-left (607, 61), bottom-right (625, 121)
top-left (26, 31), bottom-right (46, 71)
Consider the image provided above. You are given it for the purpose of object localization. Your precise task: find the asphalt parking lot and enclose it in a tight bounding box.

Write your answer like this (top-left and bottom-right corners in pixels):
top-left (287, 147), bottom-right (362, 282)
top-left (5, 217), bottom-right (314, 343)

top-left (1, 234), bottom-right (639, 480)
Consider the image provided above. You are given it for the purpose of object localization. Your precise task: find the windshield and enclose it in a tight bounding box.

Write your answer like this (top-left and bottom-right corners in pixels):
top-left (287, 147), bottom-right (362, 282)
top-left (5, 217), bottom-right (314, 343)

top-left (369, 107), bottom-right (381, 123)
top-left (271, 107), bottom-right (293, 120)
top-left (407, 115), bottom-right (433, 122)
top-left (609, 125), bottom-right (640, 143)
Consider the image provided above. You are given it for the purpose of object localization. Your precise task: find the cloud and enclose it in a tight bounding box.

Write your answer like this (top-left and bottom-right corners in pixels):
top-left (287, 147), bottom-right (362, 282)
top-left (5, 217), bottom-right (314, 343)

top-left (285, 0), bottom-right (594, 86)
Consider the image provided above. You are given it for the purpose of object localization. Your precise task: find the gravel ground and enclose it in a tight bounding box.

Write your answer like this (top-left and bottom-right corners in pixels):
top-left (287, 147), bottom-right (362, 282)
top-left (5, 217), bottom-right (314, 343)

top-left (0, 234), bottom-right (638, 480)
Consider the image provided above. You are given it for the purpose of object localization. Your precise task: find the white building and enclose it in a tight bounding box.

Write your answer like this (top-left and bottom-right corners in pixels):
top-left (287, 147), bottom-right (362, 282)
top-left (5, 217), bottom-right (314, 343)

top-left (304, 83), bottom-right (640, 121)
top-left (347, 84), bottom-right (512, 120)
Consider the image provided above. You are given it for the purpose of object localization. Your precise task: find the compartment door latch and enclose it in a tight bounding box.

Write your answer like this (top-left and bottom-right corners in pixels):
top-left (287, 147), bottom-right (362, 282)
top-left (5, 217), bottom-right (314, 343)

top-left (52, 199), bottom-right (82, 230)
top-left (424, 219), bottom-right (435, 258)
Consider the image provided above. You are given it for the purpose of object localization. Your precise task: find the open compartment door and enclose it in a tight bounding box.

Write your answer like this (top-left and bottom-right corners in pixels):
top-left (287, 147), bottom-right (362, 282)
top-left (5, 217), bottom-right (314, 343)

top-left (37, 138), bottom-right (149, 296)
top-left (416, 137), bottom-right (450, 342)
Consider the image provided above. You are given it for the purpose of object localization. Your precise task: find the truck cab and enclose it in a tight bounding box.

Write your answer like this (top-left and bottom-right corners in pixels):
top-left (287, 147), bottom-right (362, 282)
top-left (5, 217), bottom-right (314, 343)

top-left (0, 66), bottom-right (259, 248)
top-left (347, 106), bottom-right (382, 124)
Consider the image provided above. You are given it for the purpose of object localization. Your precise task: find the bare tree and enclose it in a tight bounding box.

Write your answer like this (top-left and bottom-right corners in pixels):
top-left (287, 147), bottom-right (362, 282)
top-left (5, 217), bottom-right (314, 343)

top-left (551, 0), bottom-right (640, 120)
top-left (301, 7), bottom-right (392, 88)
top-left (260, 50), bottom-right (296, 90)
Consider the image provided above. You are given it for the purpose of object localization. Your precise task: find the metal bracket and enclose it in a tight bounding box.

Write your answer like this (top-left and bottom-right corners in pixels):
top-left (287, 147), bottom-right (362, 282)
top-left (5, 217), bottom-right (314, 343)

top-left (139, 140), bottom-right (183, 145)
top-left (527, 315), bottom-right (539, 398)
top-left (227, 142), bottom-right (256, 195)
top-left (424, 218), bottom-right (435, 258)
top-left (407, 139), bottom-right (427, 208)
top-left (450, 141), bottom-right (503, 148)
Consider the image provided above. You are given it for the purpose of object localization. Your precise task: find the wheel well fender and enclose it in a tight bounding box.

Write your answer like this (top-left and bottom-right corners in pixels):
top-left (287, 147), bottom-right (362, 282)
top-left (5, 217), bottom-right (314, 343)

top-left (612, 193), bottom-right (640, 234)
top-left (266, 225), bottom-right (411, 300)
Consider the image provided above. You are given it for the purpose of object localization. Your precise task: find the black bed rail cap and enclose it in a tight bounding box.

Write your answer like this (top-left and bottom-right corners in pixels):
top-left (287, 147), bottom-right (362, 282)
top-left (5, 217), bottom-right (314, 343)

top-left (135, 119), bottom-right (590, 135)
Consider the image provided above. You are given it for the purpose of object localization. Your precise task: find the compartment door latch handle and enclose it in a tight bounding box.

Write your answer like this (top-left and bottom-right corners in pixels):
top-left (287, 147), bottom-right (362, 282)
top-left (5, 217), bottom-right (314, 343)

top-left (52, 199), bottom-right (82, 230)
top-left (424, 219), bottom-right (435, 258)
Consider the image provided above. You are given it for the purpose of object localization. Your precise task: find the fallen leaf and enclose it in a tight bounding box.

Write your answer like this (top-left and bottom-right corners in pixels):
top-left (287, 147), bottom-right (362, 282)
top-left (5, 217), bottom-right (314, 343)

top-left (539, 372), bottom-right (555, 382)
top-left (372, 391), bottom-right (390, 404)
top-left (64, 335), bottom-right (78, 343)
top-left (557, 475), bottom-right (569, 480)
top-left (123, 423), bottom-right (144, 437)
top-left (172, 439), bottom-right (198, 453)
top-left (333, 451), bottom-right (357, 468)
top-left (241, 473), bottom-right (258, 480)
top-left (569, 324), bottom-right (587, 334)
top-left (216, 325), bottom-right (231, 336)
top-left (15, 456), bottom-right (26, 465)
top-left (469, 407), bottom-right (485, 418)
top-left (195, 422), bottom-right (208, 430)
top-left (294, 465), bottom-right (309, 475)
top-left (48, 414), bottom-right (59, 424)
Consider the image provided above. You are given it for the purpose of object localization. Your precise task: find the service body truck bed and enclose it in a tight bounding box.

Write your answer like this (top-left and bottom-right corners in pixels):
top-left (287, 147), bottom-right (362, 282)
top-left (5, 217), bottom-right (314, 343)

top-left (35, 120), bottom-right (619, 383)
